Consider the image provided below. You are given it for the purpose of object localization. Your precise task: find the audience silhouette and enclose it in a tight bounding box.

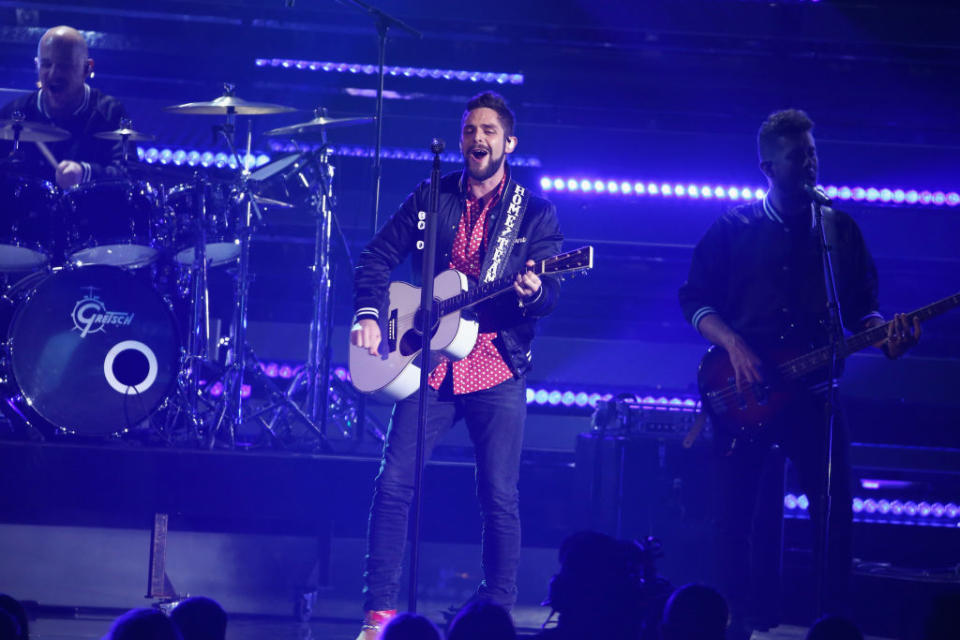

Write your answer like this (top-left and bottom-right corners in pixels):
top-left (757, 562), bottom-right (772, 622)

top-left (380, 612), bottom-right (442, 640)
top-left (447, 598), bottom-right (517, 640)
top-left (169, 597), bottom-right (227, 640)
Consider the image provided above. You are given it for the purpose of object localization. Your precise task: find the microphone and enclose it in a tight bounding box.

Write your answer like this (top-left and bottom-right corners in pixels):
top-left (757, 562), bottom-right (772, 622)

top-left (430, 138), bottom-right (445, 154)
top-left (804, 183), bottom-right (832, 207)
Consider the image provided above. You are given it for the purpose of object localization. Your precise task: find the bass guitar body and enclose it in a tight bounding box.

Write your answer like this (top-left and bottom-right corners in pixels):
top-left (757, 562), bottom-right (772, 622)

top-left (697, 344), bottom-right (819, 442)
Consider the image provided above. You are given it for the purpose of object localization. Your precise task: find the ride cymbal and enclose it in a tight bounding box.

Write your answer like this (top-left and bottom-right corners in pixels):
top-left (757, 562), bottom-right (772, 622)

top-left (165, 95), bottom-right (297, 116)
top-left (264, 115), bottom-right (374, 138)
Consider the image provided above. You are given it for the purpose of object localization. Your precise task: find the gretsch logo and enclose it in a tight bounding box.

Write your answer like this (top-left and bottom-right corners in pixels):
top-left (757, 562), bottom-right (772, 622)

top-left (71, 288), bottom-right (135, 338)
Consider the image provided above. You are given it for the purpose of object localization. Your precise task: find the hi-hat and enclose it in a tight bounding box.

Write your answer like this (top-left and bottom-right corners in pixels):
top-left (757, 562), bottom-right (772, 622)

top-left (94, 126), bottom-right (155, 142)
top-left (165, 95), bottom-right (296, 116)
top-left (0, 119), bottom-right (70, 142)
top-left (264, 115), bottom-right (374, 138)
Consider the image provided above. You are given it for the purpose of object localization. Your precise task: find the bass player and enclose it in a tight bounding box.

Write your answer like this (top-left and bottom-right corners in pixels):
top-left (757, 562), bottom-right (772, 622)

top-left (678, 109), bottom-right (920, 639)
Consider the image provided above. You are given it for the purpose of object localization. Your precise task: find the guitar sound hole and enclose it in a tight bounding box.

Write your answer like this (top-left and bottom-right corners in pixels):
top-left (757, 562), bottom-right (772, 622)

top-left (399, 330), bottom-right (422, 356)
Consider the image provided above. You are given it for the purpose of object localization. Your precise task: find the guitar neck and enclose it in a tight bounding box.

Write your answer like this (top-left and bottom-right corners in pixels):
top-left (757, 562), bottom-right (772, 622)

top-left (437, 267), bottom-right (542, 317)
top-left (777, 291), bottom-right (960, 380)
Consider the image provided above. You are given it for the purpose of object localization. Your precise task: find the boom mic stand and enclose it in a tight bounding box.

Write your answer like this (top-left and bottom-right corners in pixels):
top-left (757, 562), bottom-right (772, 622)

top-left (810, 186), bottom-right (845, 617)
top-left (407, 138), bottom-right (444, 613)
top-left (335, 0), bottom-right (422, 232)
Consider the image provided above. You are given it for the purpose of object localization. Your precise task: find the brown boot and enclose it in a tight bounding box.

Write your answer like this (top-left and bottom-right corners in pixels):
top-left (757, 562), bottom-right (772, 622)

top-left (355, 609), bottom-right (397, 640)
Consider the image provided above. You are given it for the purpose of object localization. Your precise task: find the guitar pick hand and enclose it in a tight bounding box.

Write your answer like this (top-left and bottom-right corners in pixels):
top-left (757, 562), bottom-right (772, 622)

top-left (351, 318), bottom-right (382, 356)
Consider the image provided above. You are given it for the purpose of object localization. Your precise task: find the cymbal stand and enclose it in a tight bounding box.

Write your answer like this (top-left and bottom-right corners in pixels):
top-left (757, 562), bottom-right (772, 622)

top-left (159, 172), bottom-right (214, 445)
top-left (186, 174), bottom-right (212, 424)
top-left (262, 139), bottom-right (341, 445)
top-left (304, 143), bottom-right (335, 435)
top-left (211, 113), bottom-right (326, 448)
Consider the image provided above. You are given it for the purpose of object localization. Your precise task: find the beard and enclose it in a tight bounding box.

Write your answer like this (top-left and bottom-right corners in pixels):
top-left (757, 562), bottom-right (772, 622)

top-left (464, 145), bottom-right (506, 182)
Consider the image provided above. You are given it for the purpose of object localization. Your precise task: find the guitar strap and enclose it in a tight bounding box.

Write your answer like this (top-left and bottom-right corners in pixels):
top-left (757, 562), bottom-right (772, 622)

top-left (479, 180), bottom-right (531, 284)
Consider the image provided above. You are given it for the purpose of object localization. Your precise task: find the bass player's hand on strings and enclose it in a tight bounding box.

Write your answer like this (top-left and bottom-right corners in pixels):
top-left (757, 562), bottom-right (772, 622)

top-left (873, 313), bottom-right (922, 359)
top-left (697, 313), bottom-right (764, 392)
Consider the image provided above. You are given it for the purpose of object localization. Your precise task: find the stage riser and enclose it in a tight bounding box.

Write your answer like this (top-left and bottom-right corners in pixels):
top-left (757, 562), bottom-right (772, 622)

top-left (0, 525), bottom-right (559, 616)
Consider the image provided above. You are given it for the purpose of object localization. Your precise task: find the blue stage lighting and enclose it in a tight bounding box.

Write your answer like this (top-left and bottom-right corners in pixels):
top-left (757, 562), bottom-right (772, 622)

top-left (538, 175), bottom-right (958, 207)
top-left (255, 58), bottom-right (524, 85)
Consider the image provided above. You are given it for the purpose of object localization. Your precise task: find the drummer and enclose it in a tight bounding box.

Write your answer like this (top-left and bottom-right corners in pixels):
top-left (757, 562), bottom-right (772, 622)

top-left (0, 25), bottom-right (128, 189)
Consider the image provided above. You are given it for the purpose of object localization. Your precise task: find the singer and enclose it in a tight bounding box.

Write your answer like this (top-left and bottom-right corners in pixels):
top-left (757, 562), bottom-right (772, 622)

top-left (349, 91), bottom-right (563, 639)
top-left (678, 109), bottom-right (921, 638)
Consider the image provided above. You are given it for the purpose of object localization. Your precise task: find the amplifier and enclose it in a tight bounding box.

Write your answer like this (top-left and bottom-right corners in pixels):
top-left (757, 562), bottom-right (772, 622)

top-left (573, 431), bottom-right (718, 588)
top-left (590, 396), bottom-right (708, 440)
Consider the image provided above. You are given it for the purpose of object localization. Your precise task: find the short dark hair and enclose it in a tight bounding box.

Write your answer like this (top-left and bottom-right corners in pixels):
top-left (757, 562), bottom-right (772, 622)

top-left (465, 91), bottom-right (515, 137)
top-left (757, 109), bottom-right (814, 161)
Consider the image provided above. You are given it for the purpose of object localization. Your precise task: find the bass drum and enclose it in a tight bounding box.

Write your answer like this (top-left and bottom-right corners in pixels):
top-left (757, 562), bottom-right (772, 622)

top-left (6, 265), bottom-right (179, 436)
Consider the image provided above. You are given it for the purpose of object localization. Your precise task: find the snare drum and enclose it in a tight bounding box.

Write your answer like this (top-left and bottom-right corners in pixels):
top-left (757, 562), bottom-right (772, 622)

top-left (0, 173), bottom-right (60, 272)
top-left (6, 265), bottom-right (179, 436)
top-left (165, 181), bottom-right (241, 267)
top-left (62, 179), bottom-right (161, 268)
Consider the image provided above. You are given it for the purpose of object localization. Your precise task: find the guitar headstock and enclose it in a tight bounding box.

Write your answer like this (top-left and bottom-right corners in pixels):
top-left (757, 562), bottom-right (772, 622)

top-left (540, 246), bottom-right (594, 277)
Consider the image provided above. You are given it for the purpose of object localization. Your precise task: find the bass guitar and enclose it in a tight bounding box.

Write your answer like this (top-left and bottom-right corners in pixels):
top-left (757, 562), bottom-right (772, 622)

top-left (349, 246), bottom-right (594, 400)
top-left (698, 291), bottom-right (960, 441)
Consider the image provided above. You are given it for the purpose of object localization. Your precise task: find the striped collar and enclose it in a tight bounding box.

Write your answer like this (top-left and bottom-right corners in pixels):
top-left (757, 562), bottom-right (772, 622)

top-left (762, 192), bottom-right (816, 230)
top-left (37, 83), bottom-right (90, 119)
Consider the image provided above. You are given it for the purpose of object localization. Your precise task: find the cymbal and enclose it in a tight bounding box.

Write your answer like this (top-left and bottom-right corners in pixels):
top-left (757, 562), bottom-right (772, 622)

top-left (165, 95), bottom-right (297, 116)
top-left (0, 119), bottom-right (70, 142)
top-left (264, 115), bottom-right (374, 138)
top-left (248, 152), bottom-right (303, 182)
top-left (94, 127), bottom-right (155, 142)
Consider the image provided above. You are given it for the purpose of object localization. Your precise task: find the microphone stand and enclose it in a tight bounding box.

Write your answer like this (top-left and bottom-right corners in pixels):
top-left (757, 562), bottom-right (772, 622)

top-left (407, 138), bottom-right (444, 613)
top-left (335, 0), bottom-right (422, 232)
top-left (810, 189), bottom-right (845, 617)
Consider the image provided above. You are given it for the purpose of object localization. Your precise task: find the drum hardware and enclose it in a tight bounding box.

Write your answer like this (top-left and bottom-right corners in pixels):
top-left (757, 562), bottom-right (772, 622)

top-left (0, 112), bottom-right (71, 149)
top-left (3, 265), bottom-right (179, 438)
top-left (164, 85), bottom-right (296, 117)
top-left (211, 112), bottom-right (327, 448)
top-left (0, 173), bottom-right (60, 272)
top-left (163, 85), bottom-right (326, 447)
top-left (262, 112), bottom-right (374, 138)
top-left (255, 110), bottom-right (351, 445)
top-left (61, 179), bottom-right (162, 269)
top-left (94, 118), bottom-right (155, 165)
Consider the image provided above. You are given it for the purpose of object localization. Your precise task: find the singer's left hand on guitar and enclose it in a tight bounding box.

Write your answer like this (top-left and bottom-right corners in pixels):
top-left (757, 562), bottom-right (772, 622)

top-left (514, 259), bottom-right (542, 299)
top-left (351, 318), bottom-right (382, 356)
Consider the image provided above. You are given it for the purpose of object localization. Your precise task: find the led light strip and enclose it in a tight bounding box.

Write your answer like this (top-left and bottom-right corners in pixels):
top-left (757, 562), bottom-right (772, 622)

top-left (785, 493), bottom-right (960, 527)
top-left (138, 143), bottom-right (542, 170)
top-left (539, 176), bottom-right (960, 208)
top-left (267, 141), bottom-right (542, 167)
top-left (255, 361), bottom-right (696, 410)
top-left (137, 146), bottom-right (271, 170)
top-left (255, 58), bottom-right (524, 85)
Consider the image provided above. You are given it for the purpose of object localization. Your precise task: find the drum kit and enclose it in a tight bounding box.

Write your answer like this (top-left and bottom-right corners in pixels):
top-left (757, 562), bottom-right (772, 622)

top-left (0, 87), bottom-right (372, 447)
